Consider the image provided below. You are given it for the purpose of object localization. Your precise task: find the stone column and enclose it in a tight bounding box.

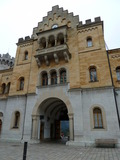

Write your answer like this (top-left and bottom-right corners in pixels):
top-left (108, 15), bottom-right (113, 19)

top-left (57, 71), bottom-right (60, 84)
top-left (68, 113), bottom-right (74, 141)
top-left (55, 37), bottom-right (57, 46)
top-left (64, 35), bottom-right (66, 43)
top-left (48, 73), bottom-right (51, 85)
top-left (32, 115), bottom-right (39, 140)
top-left (46, 38), bottom-right (48, 48)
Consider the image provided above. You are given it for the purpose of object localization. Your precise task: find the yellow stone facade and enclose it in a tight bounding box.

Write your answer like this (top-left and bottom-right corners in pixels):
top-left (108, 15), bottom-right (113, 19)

top-left (0, 5), bottom-right (120, 146)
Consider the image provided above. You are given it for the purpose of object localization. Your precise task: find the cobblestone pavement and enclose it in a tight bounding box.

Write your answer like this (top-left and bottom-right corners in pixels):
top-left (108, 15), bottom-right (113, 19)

top-left (0, 141), bottom-right (120, 160)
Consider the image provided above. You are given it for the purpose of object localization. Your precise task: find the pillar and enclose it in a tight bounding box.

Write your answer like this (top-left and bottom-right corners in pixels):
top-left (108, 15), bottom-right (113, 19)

top-left (48, 73), bottom-right (51, 85)
top-left (68, 113), bottom-right (74, 141)
top-left (32, 115), bottom-right (39, 140)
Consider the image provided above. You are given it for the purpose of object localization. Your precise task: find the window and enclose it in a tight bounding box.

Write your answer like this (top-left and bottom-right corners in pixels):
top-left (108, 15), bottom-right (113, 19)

top-left (93, 108), bottom-right (103, 128)
top-left (51, 71), bottom-right (57, 85)
top-left (39, 37), bottom-right (46, 49)
top-left (1, 83), bottom-right (6, 94)
top-left (24, 51), bottom-right (28, 60)
top-left (19, 77), bottom-right (24, 90)
top-left (57, 33), bottom-right (64, 45)
top-left (52, 24), bottom-right (58, 29)
top-left (60, 70), bottom-right (66, 83)
top-left (89, 67), bottom-right (97, 82)
top-left (48, 35), bottom-right (55, 47)
top-left (42, 72), bottom-right (48, 86)
top-left (87, 37), bottom-right (92, 47)
top-left (116, 66), bottom-right (120, 81)
top-left (14, 111), bottom-right (20, 128)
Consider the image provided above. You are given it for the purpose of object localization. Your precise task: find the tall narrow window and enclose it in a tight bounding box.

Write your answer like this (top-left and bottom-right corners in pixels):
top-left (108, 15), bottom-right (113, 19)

top-left (89, 67), bottom-right (97, 82)
top-left (19, 77), bottom-right (24, 90)
top-left (24, 51), bottom-right (28, 60)
top-left (14, 111), bottom-right (20, 128)
top-left (1, 83), bottom-right (6, 94)
top-left (116, 66), bottom-right (120, 81)
top-left (51, 71), bottom-right (57, 85)
top-left (93, 108), bottom-right (103, 128)
top-left (42, 72), bottom-right (48, 86)
top-left (60, 70), bottom-right (66, 84)
top-left (87, 37), bottom-right (92, 47)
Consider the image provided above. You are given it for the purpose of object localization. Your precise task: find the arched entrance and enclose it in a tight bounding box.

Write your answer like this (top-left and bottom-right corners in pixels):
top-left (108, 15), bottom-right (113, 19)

top-left (31, 97), bottom-right (74, 143)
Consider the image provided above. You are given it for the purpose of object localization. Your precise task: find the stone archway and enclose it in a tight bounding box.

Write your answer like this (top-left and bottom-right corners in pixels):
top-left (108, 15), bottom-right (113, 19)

top-left (31, 92), bottom-right (74, 142)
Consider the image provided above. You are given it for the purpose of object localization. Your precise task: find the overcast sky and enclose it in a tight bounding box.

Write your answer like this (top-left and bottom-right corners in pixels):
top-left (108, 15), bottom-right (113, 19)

top-left (0, 0), bottom-right (120, 57)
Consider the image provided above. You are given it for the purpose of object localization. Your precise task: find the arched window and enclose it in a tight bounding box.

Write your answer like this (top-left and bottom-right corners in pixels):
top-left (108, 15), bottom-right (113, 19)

top-left (39, 37), bottom-right (46, 49)
top-left (60, 70), bottom-right (66, 83)
top-left (1, 83), bottom-right (6, 94)
top-left (41, 72), bottom-right (48, 86)
top-left (116, 66), bottom-right (120, 81)
top-left (24, 51), bottom-right (28, 60)
top-left (57, 33), bottom-right (64, 45)
top-left (51, 71), bottom-right (57, 85)
top-left (18, 77), bottom-right (24, 90)
top-left (89, 66), bottom-right (97, 82)
top-left (87, 37), bottom-right (92, 47)
top-left (48, 35), bottom-right (55, 47)
top-left (93, 108), bottom-right (103, 128)
top-left (14, 111), bottom-right (20, 128)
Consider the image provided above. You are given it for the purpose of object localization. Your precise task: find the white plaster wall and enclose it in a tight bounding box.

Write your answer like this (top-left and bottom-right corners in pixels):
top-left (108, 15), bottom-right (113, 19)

top-left (22, 94), bottom-right (38, 141)
top-left (81, 88), bottom-right (120, 143)
top-left (1, 96), bottom-right (26, 141)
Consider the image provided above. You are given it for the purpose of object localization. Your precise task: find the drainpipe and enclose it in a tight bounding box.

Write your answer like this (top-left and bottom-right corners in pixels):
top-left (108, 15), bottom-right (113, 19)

top-left (106, 49), bottom-right (120, 129)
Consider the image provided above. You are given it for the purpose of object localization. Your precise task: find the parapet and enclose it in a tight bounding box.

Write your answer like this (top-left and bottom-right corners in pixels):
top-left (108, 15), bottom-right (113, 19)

top-left (17, 36), bottom-right (32, 44)
top-left (77, 17), bottom-right (102, 28)
top-left (0, 53), bottom-right (15, 70)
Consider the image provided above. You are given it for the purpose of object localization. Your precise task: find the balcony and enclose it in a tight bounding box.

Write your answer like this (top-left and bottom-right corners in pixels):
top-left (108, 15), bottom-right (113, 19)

top-left (35, 44), bottom-right (71, 67)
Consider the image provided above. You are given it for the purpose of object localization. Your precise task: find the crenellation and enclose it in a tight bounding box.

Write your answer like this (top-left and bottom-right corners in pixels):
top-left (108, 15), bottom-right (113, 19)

top-left (86, 19), bottom-right (91, 24)
top-left (52, 5), bottom-right (59, 11)
top-left (0, 53), bottom-right (15, 70)
top-left (95, 17), bottom-right (101, 22)
top-left (18, 36), bottom-right (32, 44)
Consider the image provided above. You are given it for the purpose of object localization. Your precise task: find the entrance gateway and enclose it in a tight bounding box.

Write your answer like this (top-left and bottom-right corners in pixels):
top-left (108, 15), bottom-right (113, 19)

top-left (31, 98), bottom-right (74, 143)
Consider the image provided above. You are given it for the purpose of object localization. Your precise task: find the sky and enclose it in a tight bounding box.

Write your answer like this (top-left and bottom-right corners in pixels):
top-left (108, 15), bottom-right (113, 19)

top-left (0, 0), bottom-right (120, 58)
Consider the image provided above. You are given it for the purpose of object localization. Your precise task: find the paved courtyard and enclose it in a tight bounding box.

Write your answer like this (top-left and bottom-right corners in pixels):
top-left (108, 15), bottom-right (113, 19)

top-left (0, 141), bottom-right (120, 160)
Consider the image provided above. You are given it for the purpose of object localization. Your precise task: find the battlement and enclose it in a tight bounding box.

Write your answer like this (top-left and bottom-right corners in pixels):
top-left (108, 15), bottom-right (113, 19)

top-left (77, 17), bottom-right (102, 28)
top-left (17, 36), bottom-right (32, 44)
top-left (0, 53), bottom-right (15, 70)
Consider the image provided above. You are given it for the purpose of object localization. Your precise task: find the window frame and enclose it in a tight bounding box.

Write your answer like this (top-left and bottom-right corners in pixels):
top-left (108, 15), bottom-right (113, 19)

top-left (24, 51), bottom-right (28, 60)
top-left (41, 72), bottom-right (48, 86)
top-left (87, 37), bottom-right (93, 47)
top-left (93, 108), bottom-right (103, 129)
top-left (60, 70), bottom-right (67, 84)
top-left (90, 106), bottom-right (107, 131)
top-left (89, 66), bottom-right (97, 82)
top-left (51, 71), bottom-right (57, 85)
top-left (116, 66), bottom-right (120, 81)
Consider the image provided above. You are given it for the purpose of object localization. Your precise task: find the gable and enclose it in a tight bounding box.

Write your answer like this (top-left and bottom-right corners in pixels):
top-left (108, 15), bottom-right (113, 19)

top-left (32, 5), bottom-right (79, 39)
